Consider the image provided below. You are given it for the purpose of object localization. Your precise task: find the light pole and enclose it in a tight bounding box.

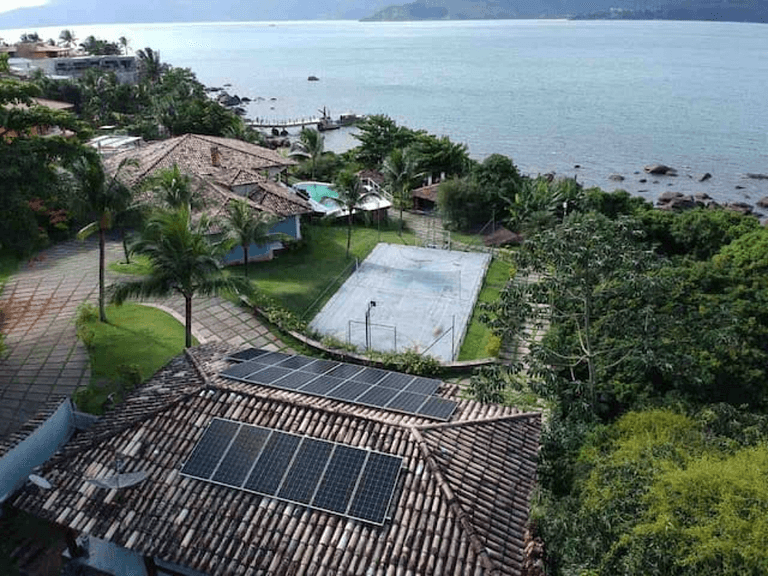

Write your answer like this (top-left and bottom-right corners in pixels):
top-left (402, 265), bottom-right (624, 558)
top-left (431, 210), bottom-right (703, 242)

top-left (365, 300), bottom-right (376, 350)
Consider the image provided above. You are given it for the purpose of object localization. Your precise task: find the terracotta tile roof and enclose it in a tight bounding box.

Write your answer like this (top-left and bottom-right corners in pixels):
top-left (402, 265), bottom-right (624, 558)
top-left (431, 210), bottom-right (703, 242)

top-left (412, 183), bottom-right (440, 203)
top-left (105, 134), bottom-right (310, 218)
top-left (13, 344), bottom-right (540, 576)
top-left (483, 227), bottom-right (523, 247)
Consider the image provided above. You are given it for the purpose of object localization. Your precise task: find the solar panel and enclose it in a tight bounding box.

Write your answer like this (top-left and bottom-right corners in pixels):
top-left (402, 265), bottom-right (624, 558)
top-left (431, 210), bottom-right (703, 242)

top-left (312, 445), bottom-right (367, 513)
top-left (220, 348), bottom-right (458, 422)
top-left (182, 419), bottom-right (404, 526)
top-left (226, 348), bottom-right (270, 363)
top-left (405, 376), bottom-right (442, 395)
top-left (299, 375), bottom-right (346, 395)
top-left (247, 366), bottom-right (293, 385)
top-left (347, 452), bottom-right (402, 524)
top-left (255, 351), bottom-right (293, 366)
top-left (181, 419), bottom-right (239, 479)
top-left (276, 355), bottom-right (316, 370)
top-left (326, 363), bottom-right (365, 380)
top-left (355, 385), bottom-right (401, 407)
top-left (417, 396), bottom-right (458, 421)
top-left (220, 361), bottom-right (264, 380)
top-left (278, 438), bottom-right (334, 504)
top-left (354, 367), bottom-right (389, 385)
top-left (212, 425), bottom-right (270, 486)
top-left (272, 370), bottom-right (318, 390)
top-left (386, 390), bottom-right (429, 413)
top-left (326, 380), bottom-right (371, 402)
top-left (244, 431), bottom-right (300, 495)
top-left (377, 372), bottom-right (415, 390)
top-left (302, 359), bottom-right (341, 374)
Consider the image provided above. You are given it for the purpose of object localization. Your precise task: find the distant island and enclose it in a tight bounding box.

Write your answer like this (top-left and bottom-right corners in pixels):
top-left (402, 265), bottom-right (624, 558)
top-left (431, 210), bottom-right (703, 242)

top-left (0, 0), bottom-right (765, 28)
top-left (362, 0), bottom-right (768, 23)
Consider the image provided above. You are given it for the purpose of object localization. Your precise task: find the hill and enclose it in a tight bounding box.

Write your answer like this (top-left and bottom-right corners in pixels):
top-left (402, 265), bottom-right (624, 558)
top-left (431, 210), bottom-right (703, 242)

top-left (0, 0), bottom-right (393, 28)
top-left (362, 0), bottom-right (768, 22)
top-left (0, 0), bottom-right (764, 29)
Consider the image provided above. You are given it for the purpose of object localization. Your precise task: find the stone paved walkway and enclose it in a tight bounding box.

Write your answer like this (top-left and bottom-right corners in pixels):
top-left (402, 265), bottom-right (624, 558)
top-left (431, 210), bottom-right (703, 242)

top-left (0, 238), bottom-right (290, 441)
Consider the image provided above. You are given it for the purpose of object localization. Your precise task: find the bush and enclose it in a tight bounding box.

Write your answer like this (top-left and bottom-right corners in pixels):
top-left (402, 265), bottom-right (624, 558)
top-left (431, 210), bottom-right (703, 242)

top-left (367, 348), bottom-right (442, 376)
top-left (75, 302), bottom-right (99, 349)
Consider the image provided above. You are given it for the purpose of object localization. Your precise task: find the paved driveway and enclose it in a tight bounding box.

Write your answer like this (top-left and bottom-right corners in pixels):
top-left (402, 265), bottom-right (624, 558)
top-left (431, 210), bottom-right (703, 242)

top-left (0, 239), bottom-right (289, 440)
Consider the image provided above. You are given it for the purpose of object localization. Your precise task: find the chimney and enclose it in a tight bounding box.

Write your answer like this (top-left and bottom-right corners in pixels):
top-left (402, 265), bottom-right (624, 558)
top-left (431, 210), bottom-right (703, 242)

top-left (210, 146), bottom-right (220, 167)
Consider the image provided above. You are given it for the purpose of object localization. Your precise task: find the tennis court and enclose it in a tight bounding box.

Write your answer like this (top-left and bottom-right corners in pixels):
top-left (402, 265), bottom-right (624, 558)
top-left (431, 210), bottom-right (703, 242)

top-left (309, 243), bottom-right (491, 361)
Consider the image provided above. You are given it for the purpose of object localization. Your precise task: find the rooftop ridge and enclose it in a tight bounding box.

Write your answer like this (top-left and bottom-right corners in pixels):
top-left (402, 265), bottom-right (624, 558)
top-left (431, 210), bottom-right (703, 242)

top-left (410, 425), bottom-right (500, 574)
top-left (135, 133), bottom-right (190, 182)
top-left (414, 410), bottom-right (542, 431)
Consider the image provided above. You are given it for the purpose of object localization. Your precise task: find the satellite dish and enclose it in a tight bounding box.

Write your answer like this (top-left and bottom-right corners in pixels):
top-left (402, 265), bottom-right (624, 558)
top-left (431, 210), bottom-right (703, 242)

top-left (86, 471), bottom-right (148, 490)
top-left (29, 474), bottom-right (52, 490)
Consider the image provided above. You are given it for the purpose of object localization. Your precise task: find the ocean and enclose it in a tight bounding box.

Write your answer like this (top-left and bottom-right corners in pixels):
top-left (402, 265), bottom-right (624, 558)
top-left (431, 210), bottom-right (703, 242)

top-left (3, 19), bottom-right (767, 206)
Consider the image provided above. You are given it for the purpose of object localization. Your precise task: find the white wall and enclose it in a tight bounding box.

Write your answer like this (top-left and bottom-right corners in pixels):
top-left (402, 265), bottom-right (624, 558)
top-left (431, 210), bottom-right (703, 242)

top-left (0, 399), bottom-right (75, 503)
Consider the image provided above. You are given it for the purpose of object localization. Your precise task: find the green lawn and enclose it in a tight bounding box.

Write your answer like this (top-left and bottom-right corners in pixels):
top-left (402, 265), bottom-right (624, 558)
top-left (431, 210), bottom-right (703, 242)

top-left (108, 254), bottom-right (153, 276)
top-left (0, 250), bottom-right (20, 287)
top-left (231, 222), bottom-right (417, 321)
top-left (458, 257), bottom-right (513, 360)
top-left (74, 303), bottom-right (191, 414)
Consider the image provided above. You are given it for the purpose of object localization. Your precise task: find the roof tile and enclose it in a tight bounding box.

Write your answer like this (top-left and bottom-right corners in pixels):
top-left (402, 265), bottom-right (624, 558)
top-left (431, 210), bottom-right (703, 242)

top-left (13, 343), bottom-right (540, 575)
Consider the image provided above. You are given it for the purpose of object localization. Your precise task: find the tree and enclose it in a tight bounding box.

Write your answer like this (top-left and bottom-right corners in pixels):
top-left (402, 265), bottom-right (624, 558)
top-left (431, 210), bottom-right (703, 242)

top-left (412, 133), bottom-right (471, 181)
top-left (143, 164), bottom-right (201, 211)
top-left (72, 152), bottom-right (136, 323)
top-left (79, 35), bottom-right (120, 56)
top-left (334, 169), bottom-right (365, 258)
top-left (482, 212), bottom-right (735, 419)
top-left (58, 29), bottom-right (77, 48)
top-left (297, 127), bottom-right (324, 179)
top-left (110, 207), bottom-right (250, 347)
top-left (382, 147), bottom-right (421, 234)
top-left (118, 36), bottom-right (130, 55)
top-left (136, 47), bottom-right (166, 84)
top-left (353, 114), bottom-right (418, 169)
top-left (0, 73), bottom-right (86, 254)
top-left (224, 199), bottom-right (276, 278)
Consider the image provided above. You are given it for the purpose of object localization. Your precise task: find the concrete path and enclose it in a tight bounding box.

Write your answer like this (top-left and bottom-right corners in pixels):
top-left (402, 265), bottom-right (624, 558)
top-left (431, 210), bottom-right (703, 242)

top-left (0, 238), bottom-right (290, 441)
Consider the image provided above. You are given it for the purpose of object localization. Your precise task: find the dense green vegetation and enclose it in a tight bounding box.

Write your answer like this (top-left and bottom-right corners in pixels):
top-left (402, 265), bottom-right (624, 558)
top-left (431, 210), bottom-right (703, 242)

top-left (73, 303), bottom-right (190, 413)
top-left (471, 183), bottom-right (768, 574)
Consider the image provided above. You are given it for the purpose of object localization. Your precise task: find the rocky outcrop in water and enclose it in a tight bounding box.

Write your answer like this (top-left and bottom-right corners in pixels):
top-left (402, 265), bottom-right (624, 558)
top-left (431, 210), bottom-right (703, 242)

top-left (645, 164), bottom-right (677, 176)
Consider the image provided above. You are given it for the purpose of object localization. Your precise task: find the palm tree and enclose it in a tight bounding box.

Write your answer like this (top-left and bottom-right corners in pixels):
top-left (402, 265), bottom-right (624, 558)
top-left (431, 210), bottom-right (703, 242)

top-left (382, 147), bottom-right (421, 235)
top-left (298, 127), bottom-right (324, 179)
top-left (224, 199), bottom-right (276, 278)
top-left (136, 47), bottom-right (165, 84)
top-left (73, 153), bottom-right (136, 323)
top-left (334, 169), bottom-right (365, 258)
top-left (143, 164), bottom-right (201, 211)
top-left (58, 29), bottom-right (77, 48)
top-left (118, 36), bottom-right (130, 56)
top-left (110, 207), bottom-right (250, 348)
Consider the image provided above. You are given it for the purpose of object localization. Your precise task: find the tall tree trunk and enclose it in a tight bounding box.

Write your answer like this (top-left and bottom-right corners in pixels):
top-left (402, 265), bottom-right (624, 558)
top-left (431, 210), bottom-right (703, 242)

top-left (99, 226), bottom-right (107, 323)
top-left (346, 214), bottom-right (352, 258)
top-left (185, 295), bottom-right (192, 348)
top-left (243, 244), bottom-right (249, 278)
top-left (121, 228), bottom-right (130, 264)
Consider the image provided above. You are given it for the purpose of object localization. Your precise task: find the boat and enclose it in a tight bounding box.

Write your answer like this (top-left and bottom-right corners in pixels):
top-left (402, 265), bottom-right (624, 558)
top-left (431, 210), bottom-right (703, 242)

top-left (316, 107), bottom-right (365, 131)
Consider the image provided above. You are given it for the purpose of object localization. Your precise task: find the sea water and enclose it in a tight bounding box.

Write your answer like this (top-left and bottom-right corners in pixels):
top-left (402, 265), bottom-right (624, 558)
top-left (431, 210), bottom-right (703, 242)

top-left (3, 19), bottom-right (767, 206)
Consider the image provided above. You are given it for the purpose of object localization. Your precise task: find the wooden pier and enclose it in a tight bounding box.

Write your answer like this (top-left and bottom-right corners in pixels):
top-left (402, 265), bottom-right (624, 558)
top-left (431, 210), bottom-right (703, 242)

top-left (248, 117), bottom-right (321, 129)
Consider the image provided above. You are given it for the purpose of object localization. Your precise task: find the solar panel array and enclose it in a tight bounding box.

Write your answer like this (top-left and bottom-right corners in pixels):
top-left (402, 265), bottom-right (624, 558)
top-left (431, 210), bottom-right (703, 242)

top-left (180, 418), bottom-right (402, 525)
top-left (221, 348), bottom-right (457, 421)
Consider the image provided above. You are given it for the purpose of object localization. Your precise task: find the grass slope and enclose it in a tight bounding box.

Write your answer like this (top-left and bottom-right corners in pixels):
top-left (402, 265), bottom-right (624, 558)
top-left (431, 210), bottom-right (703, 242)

top-left (458, 257), bottom-right (512, 360)
top-left (74, 303), bottom-right (190, 413)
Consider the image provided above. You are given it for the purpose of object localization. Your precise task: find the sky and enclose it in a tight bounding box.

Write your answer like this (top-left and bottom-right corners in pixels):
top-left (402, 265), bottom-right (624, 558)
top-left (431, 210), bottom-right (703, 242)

top-left (0, 0), bottom-right (49, 14)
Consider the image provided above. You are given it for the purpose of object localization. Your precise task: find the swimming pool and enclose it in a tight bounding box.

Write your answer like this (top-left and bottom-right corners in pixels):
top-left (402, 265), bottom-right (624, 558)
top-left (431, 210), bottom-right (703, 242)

top-left (294, 181), bottom-right (338, 204)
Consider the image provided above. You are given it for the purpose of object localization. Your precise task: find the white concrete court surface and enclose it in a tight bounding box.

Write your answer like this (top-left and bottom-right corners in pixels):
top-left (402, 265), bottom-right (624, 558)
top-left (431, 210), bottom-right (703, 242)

top-left (309, 243), bottom-right (491, 361)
